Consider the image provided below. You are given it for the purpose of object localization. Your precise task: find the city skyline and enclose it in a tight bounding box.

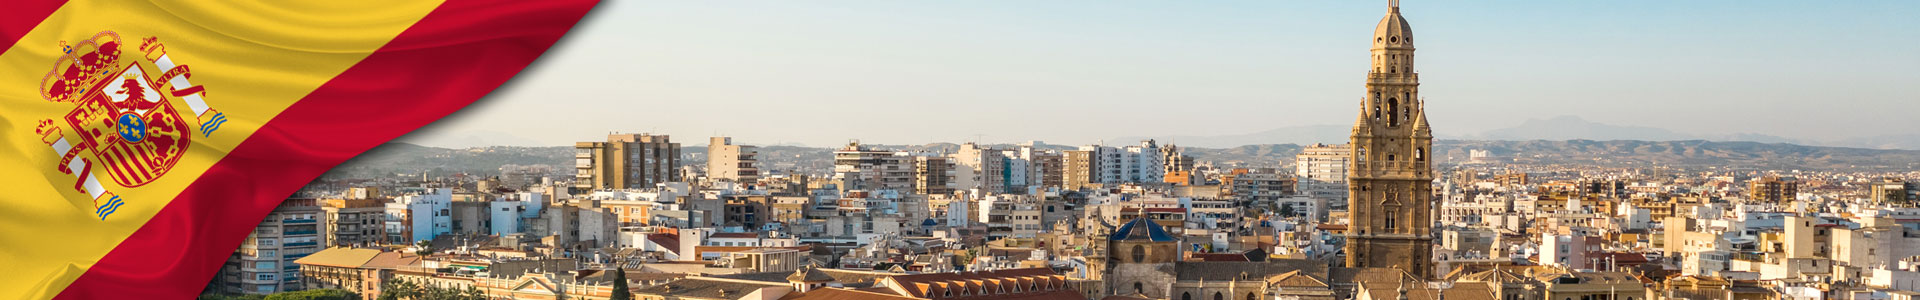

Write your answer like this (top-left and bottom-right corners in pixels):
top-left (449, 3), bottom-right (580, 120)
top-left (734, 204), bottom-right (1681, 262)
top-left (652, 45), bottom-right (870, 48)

top-left (401, 1), bottom-right (1918, 149)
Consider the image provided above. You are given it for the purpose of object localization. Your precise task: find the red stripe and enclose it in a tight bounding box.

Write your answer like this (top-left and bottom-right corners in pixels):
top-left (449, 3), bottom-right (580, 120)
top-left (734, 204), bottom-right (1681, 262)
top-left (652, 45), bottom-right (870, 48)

top-left (108, 145), bottom-right (151, 182)
top-left (100, 147), bottom-right (136, 185)
top-left (51, 0), bottom-right (597, 298)
top-left (0, 0), bottom-right (65, 57)
top-left (125, 144), bottom-right (158, 180)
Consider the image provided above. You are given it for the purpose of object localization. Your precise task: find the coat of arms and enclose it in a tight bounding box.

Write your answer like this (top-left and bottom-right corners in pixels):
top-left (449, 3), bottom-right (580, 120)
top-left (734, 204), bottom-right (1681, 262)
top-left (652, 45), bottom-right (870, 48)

top-left (32, 31), bottom-right (226, 220)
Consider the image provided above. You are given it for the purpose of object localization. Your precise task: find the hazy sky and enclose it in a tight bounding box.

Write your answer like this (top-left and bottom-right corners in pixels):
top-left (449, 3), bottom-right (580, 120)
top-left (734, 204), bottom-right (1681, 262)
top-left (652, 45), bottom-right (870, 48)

top-left (401, 1), bottom-right (1919, 148)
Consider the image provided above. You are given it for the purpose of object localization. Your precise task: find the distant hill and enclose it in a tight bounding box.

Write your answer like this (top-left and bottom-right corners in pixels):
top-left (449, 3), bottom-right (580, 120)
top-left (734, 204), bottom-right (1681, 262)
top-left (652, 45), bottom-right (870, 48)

top-left (1118, 115), bottom-right (1920, 151)
top-left (320, 143), bottom-right (574, 179)
top-left (1435, 140), bottom-right (1920, 171)
top-left (326, 138), bottom-right (1920, 180)
top-left (1190, 140), bottom-right (1920, 171)
top-left (1116, 125), bottom-right (1350, 148)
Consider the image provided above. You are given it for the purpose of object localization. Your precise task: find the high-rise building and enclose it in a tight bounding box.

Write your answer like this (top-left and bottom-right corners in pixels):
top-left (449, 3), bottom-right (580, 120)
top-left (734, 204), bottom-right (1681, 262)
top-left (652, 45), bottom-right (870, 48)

top-left (216, 198), bottom-right (325, 294)
top-left (320, 197), bottom-right (386, 247)
top-left (1160, 144), bottom-right (1192, 176)
top-left (914, 156), bottom-right (957, 196)
top-left (1295, 143), bottom-right (1352, 184)
top-left (1296, 143), bottom-right (1352, 201)
top-left (575, 133), bottom-right (682, 191)
top-left (1019, 142), bottom-right (1065, 191)
top-left (706, 136), bottom-right (761, 183)
top-left (1343, 2), bottom-right (1436, 279)
top-left (1748, 176), bottom-right (1798, 203)
top-left (1063, 150), bottom-right (1098, 190)
top-left (1072, 141), bottom-right (1166, 186)
top-left (833, 141), bottom-right (915, 191)
top-left (951, 143), bottom-right (1008, 194)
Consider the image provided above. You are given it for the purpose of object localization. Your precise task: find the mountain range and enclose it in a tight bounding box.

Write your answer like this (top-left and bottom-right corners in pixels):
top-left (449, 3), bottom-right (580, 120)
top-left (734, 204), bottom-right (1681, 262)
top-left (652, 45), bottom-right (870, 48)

top-left (1119, 115), bottom-right (1920, 150)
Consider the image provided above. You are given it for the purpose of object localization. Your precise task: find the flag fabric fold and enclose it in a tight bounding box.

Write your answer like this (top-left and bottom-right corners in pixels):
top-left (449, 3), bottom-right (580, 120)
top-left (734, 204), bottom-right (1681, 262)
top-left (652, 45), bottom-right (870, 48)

top-left (0, 1), bottom-right (598, 299)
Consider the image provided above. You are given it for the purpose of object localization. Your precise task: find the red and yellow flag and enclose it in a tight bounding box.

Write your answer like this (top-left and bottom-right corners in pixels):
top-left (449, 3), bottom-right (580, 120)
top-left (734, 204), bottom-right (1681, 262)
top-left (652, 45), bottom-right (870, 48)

top-left (0, 1), bottom-right (597, 298)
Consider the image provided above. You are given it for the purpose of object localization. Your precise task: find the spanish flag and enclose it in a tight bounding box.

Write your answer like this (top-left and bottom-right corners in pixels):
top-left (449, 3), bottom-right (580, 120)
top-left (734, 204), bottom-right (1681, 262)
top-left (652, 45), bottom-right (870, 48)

top-left (0, 1), bottom-right (597, 298)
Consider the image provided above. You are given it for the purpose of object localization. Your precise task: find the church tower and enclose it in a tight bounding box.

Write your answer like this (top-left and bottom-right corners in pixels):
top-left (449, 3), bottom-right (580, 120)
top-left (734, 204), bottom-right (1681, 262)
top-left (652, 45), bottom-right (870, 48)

top-left (1343, 0), bottom-right (1436, 279)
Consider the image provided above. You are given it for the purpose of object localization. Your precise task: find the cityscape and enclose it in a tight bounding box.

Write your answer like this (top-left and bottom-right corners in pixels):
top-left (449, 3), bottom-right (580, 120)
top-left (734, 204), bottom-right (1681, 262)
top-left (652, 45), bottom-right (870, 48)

top-left (200, 3), bottom-right (1920, 300)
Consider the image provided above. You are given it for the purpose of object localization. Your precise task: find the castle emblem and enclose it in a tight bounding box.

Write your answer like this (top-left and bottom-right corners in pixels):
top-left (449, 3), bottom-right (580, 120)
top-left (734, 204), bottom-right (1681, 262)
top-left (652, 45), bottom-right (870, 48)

top-left (33, 31), bottom-right (226, 220)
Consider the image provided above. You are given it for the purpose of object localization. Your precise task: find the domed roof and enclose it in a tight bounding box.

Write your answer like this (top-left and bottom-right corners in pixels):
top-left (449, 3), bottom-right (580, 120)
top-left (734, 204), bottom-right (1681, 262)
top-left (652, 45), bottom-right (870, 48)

top-left (1372, 4), bottom-right (1413, 47)
top-left (1111, 217), bottom-right (1176, 242)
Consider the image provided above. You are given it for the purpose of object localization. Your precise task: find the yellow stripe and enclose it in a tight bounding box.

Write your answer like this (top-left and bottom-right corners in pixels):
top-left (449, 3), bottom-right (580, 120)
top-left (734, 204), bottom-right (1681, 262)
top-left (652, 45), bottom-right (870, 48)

top-left (0, 1), bottom-right (446, 298)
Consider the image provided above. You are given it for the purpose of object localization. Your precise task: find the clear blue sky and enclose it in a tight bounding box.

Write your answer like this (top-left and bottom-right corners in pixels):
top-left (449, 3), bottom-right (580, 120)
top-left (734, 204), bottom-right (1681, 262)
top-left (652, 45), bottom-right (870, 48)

top-left (401, 0), bottom-right (1920, 148)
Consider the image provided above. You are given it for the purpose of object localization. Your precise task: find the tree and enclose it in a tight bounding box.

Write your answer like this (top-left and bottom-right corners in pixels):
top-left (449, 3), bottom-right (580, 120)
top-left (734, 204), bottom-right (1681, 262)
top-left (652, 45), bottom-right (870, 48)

top-left (198, 293), bottom-right (265, 300)
top-left (263, 289), bottom-right (360, 300)
top-left (375, 279), bottom-right (486, 300)
top-left (377, 279), bottom-right (421, 300)
top-left (610, 267), bottom-right (634, 300)
top-left (413, 240), bottom-right (433, 257)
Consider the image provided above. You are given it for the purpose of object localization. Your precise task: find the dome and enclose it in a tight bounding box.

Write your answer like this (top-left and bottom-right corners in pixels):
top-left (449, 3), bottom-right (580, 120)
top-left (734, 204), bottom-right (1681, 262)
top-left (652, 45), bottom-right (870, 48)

top-left (1372, 5), bottom-right (1413, 47)
top-left (1111, 217), bottom-right (1176, 242)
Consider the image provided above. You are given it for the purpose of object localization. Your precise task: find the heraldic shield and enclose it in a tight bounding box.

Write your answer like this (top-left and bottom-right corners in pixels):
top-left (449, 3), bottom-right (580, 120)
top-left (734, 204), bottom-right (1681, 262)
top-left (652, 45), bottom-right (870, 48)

top-left (39, 31), bottom-right (192, 188)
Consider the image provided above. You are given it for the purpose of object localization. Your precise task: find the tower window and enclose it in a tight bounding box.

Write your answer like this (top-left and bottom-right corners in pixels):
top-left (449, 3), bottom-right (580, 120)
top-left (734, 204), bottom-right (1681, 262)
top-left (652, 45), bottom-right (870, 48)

top-left (1416, 148), bottom-right (1426, 161)
top-left (1390, 36), bottom-right (1399, 43)
top-left (1387, 99), bottom-right (1400, 126)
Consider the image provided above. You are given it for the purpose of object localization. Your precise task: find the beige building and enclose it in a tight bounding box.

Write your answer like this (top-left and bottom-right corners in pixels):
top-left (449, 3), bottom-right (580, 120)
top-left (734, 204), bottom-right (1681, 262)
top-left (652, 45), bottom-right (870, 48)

top-left (321, 198), bottom-right (387, 247)
top-left (706, 136), bottom-right (760, 183)
top-left (914, 156), bottom-right (956, 196)
top-left (832, 141), bottom-right (916, 191)
top-left (1344, 2), bottom-right (1437, 278)
top-left (1063, 150), bottom-right (1098, 190)
top-left (575, 133), bottom-right (682, 190)
top-left (1296, 143), bottom-right (1352, 185)
top-left (1747, 176), bottom-right (1797, 203)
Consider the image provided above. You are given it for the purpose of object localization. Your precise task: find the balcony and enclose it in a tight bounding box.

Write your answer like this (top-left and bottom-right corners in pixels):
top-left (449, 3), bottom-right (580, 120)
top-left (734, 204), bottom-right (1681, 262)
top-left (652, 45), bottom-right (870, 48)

top-left (284, 230), bottom-right (318, 236)
top-left (284, 241), bottom-right (318, 247)
top-left (281, 219), bottom-right (316, 224)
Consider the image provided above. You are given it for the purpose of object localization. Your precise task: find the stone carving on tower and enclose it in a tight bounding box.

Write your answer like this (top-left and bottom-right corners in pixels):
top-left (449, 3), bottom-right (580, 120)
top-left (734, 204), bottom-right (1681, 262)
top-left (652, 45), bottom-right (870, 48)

top-left (1343, 0), bottom-right (1437, 279)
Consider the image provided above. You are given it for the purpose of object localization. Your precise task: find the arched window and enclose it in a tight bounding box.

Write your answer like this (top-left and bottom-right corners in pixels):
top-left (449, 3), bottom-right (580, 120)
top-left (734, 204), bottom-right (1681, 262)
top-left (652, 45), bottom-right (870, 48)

top-left (1416, 148), bottom-right (1426, 162)
top-left (1132, 245), bottom-right (1146, 262)
top-left (1214, 292), bottom-right (1224, 300)
top-left (1183, 292), bottom-right (1192, 300)
top-left (1134, 282), bottom-right (1144, 294)
top-left (1248, 293), bottom-right (1257, 300)
top-left (1387, 98), bottom-right (1399, 126)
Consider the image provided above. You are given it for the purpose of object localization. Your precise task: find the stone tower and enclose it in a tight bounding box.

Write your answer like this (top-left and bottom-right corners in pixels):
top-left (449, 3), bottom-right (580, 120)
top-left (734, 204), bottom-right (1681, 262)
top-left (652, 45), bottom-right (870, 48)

top-left (1343, 0), bottom-right (1436, 279)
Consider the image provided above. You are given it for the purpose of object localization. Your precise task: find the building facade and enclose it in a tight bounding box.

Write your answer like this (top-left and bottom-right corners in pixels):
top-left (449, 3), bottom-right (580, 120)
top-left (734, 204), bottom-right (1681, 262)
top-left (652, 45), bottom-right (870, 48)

top-left (321, 197), bottom-right (386, 247)
top-left (706, 136), bottom-right (761, 183)
top-left (217, 198), bottom-right (326, 294)
top-left (1343, 2), bottom-right (1437, 279)
top-left (575, 133), bottom-right (682, 191)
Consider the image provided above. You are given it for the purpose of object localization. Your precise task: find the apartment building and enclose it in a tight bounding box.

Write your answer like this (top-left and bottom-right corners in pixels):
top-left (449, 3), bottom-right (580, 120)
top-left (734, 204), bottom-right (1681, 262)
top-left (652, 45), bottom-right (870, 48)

top-left (575, 133), bottom-right (682, 191)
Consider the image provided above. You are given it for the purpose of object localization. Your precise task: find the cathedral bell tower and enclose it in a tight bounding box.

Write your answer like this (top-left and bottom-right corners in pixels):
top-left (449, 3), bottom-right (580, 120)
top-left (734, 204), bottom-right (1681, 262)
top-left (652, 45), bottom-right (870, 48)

top-left (1343, 0), bottom-right (1436, 279)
